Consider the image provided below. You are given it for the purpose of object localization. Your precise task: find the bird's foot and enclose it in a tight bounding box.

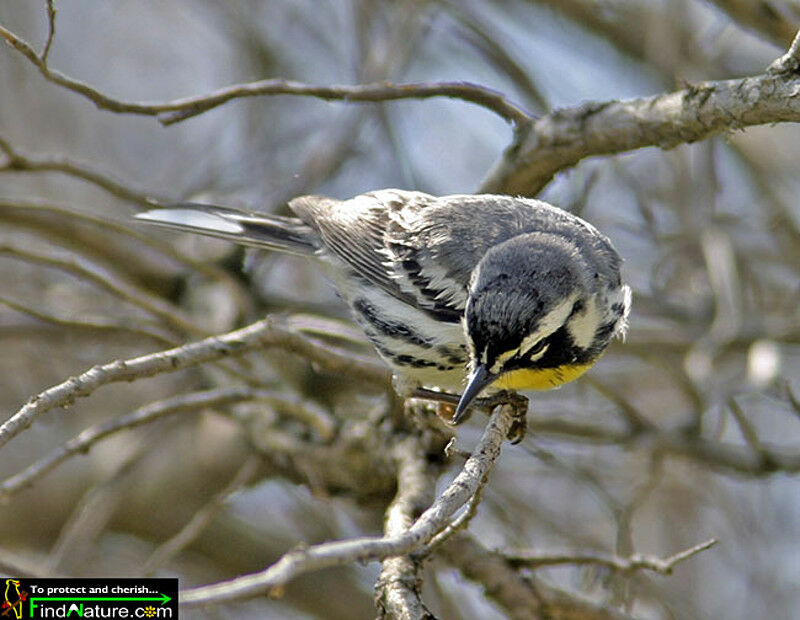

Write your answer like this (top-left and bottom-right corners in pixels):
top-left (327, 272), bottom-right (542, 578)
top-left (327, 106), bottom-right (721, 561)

top-left (478, 390), bottom-right (529, 443)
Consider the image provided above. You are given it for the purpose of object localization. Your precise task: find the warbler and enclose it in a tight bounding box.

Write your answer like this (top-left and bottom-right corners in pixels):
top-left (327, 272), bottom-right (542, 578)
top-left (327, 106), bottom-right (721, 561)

top-left (137, 190), bottom-right (630, 424)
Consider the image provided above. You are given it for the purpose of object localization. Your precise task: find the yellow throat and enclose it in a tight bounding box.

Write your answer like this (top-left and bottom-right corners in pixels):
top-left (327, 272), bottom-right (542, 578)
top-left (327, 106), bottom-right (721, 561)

top-left (493, 362), bottom-right (594, 391)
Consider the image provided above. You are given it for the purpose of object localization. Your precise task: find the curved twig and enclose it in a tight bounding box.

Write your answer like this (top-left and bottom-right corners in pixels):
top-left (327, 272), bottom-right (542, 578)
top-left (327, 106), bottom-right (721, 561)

top-left (180, 405), bottom-right (515, 606)
top-left (0, 22), bottom-right (530, 127)
top-left (0, 316), bottom-right (388, 450)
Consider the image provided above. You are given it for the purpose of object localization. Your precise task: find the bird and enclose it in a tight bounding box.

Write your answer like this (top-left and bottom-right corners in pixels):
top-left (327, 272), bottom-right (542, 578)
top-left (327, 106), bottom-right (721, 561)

top-left (136, 190), bottom-right (630, 426)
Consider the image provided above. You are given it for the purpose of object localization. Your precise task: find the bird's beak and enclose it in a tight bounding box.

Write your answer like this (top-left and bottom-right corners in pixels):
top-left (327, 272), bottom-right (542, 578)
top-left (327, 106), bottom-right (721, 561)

top-left (453, 364), bottom-right (496, 425)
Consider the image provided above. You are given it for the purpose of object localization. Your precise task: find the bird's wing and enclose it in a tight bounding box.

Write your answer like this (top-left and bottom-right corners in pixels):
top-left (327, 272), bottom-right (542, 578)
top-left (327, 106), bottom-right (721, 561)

top-left (291, 192), bottom-right (533, 319)
top-left (290, 191), bottom-right (623, 322)
top-left (290, 191), bottom-right (468, 322)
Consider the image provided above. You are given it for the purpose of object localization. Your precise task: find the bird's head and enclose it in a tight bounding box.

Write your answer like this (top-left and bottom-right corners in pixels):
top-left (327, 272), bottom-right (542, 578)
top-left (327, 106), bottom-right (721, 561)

top-left (454, 232), bottom-right (628, 423)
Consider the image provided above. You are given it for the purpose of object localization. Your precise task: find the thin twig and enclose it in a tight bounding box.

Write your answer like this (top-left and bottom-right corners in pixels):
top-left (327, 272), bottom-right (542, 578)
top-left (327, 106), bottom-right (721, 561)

top-left (0, 388), bottom-right (293, 498)
top-left (787, 382), bottom-right (800, 419)
top-left (0, 198), bottom-right (252, 303)
top-left (420, 466), bottom-right (491, 553)
top-left (504, 538), bottom-right (718, 576)
top-left (728, 398), bottom-right (775, 470)
top-left (437, 532), bottom-right (633, 619)
top-left (0, 295), bottom-right (177, 346)
top-left (584, 377), bottom-right (653, 433)
top-left (155, 81), bottom-right (532, 128)
top-left (768, 28), bottom-right (800, 73)
top-left (0, 21), bottom-right (530, 127)
top-left (0, 135), bottom-right (163, 207)
top-left (180, 405), bottom-right (515, 606)
top-left (0, 316), bottom-right (388, 450)
top-left (41, 0), bottom-right (57, 65)
top-left (0, 243), bottom-right (202, 336)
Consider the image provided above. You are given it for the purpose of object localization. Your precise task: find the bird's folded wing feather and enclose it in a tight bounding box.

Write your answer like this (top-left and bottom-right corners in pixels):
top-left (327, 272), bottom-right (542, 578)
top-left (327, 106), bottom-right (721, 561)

top-left (289, 190), bottom-right (597, 322)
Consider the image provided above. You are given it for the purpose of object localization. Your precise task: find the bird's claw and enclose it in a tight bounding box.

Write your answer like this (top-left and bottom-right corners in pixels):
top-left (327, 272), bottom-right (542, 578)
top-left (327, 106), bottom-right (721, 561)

top-left (477, 391), bottom-right (529, 443)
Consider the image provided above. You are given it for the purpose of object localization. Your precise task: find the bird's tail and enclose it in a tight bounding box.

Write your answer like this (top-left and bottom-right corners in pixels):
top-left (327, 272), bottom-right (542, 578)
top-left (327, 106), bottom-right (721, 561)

top-left (135, 203), bottom-right (318, 256)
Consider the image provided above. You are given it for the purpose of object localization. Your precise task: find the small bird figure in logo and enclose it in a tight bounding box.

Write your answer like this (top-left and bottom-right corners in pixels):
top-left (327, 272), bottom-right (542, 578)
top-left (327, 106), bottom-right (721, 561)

top-left (2, 579), bottom-right (23, 619)
top-left (138, 190), bottom-right (630, 433)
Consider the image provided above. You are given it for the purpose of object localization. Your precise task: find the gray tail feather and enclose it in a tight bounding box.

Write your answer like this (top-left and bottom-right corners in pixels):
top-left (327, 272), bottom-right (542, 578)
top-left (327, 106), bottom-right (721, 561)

top-left (135, 203), bottom-right (318, 256)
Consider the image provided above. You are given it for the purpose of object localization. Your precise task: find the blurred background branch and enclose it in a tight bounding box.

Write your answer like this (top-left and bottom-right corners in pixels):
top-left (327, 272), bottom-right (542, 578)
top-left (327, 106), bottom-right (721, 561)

top-left (2, 0), bottom-right (800, 618)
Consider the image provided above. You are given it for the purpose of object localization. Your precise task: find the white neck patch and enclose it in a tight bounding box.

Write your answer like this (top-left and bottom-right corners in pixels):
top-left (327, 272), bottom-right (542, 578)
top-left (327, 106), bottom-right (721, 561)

top-left (566, 295), bottom-right (600, 349)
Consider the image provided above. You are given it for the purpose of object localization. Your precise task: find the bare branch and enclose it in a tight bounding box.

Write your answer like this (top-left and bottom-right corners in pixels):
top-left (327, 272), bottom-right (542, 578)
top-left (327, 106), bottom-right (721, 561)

top-left (728, 398), bottom-right (774, 469)
top-left (436, 532), bottom-right (543, 619)
top-left (0, 294), bottom-right (177, 346)
top-left (438, 532), bottom-right (632, 620)
top-left (180, 405), bottom-right (515, 606)
top-left (584, 377), bottom-right (654, 433)
top-left (505, 538), bottom-right (718, 576)
top-left (156, 79), bottom-right (533, 127)
top-left (442, 1), bottom-right (549, 113)
top-left (480, 69), bottom-right (800, 196)
top-left (0, 316), bottom-right (388, 450)
top-left (769, 28), bottom-right (800, 73)
top-left (0, 388), bottom-right (285, 498)
top-left (0, 21), bottom-right (530, 127)
top-left (0, 242), bottom-right (201, 336)
top-left (41, 0), bottom-right (56, 65)
top-left (420, 464), bottom-right (490, 553)
top-left (651, 431), bottom-right (800, 476)
top-left (375, 436), bottom-right (437, 619)
top-left (0, 135), bottom-right (164, 207)
top-left (0, 198), bottom-right (252, 300)
top-left (787, 381), bottom-right (800, 418)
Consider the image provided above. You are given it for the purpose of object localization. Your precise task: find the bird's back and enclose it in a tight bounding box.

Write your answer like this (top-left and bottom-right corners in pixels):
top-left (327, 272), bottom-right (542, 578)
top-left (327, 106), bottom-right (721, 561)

top-left (290, 190), bottom-right (622, 319)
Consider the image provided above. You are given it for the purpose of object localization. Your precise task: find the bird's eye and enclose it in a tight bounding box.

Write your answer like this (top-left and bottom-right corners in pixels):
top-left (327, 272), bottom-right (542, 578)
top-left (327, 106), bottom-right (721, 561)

top-left (528, 340), bottom-right (547, 355)
top-left (520, 338), bottom-right (549, 363)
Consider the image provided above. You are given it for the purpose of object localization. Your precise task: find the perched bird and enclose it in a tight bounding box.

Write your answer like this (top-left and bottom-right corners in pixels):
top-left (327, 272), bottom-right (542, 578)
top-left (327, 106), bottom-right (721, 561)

top-left (137, 190), bottom-right (630, 424)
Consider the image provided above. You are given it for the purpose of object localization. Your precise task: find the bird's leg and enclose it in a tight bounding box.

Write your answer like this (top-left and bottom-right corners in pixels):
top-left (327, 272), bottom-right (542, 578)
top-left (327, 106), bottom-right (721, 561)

top-left (410, 388), bottom-right (466, 426)
top-left (410, 387), bottom-right (529, 443)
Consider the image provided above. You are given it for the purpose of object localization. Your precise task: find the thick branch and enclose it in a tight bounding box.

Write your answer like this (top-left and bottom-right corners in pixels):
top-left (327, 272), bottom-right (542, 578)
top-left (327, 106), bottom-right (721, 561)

top-left (375, 436), bottom-right (437, 619)
top-left (180, 405), bottom-right (515, 606)
top-left (480, 69), bottom-right (800, 196)
top-left (769, 28), bottom-right (800, 73)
